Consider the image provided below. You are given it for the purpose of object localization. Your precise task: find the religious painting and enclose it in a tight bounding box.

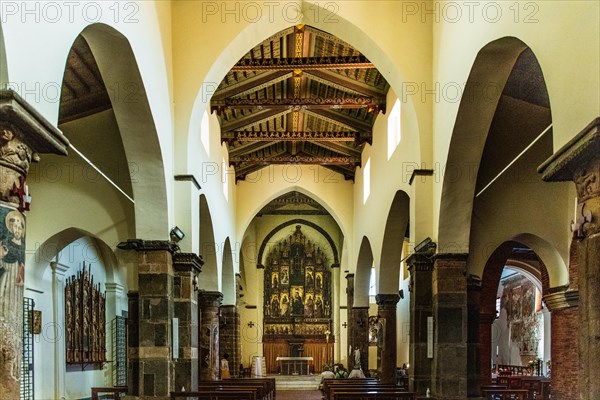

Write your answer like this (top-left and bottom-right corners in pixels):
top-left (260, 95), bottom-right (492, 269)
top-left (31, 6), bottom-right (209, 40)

top-left (280, 267), bottom-right (289, 285)
top-left (304, 292), bottom-right (315, 318)
top-left (315, 272), bottom-right (323, 291)
top-left (0, 208), bottom-right (26, 316)
top-left (314, 294), bottom-right (324, 318)
top-left (279, 293), bottom-right (290, 317)
top-left (271, 272), bottom-right (280, 291)
top-left (290, 286), bottom-right (304, 316)
top-left (30, 310), bottom-right (42, 334)
top-left (369, 316), bottom-right (378, 345)
top-left (305, 267), bottom-right (315, 288)
top-left (522, 284), bottom-right (535, 316)
top-left (510, 285), bottom-right (522, 320)
top-left (269, 294), bottom-right (280, 317)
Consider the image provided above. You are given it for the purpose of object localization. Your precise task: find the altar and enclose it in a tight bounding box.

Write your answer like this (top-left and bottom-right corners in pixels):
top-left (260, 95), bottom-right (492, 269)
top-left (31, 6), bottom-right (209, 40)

top-left (276, 356), bottom-right (313, 375)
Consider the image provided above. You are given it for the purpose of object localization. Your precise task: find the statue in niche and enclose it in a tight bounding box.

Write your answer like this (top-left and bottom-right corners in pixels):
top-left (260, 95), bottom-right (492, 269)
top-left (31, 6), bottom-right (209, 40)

top-left (315, 273), bottom-right (322, 290)
top-left (315, 296), bottom-right (323, 318)
top-left (291, 288), bottom-right (304, 316)
top-left (306, 270), bottom-right (314, 287)
top-left (281, 269), bottom-right (289, 285)
top-left (271, 295), bottom-right (279, 317)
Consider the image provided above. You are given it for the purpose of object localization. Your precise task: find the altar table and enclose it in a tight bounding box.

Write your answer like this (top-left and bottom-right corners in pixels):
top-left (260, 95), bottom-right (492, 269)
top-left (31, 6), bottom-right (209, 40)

top-left (275, 356), bottom-right (313, 375)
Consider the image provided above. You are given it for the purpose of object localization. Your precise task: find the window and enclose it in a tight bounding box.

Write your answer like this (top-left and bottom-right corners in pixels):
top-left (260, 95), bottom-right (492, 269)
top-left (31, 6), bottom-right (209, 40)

top-left (369, 266), bottom-right (377, 297)
top-left (201, 110), bottom-right (210, 156)
top-left (363, 158), bottom-right (371, 204)
top-left (387, 99), bottom-right (401, 159)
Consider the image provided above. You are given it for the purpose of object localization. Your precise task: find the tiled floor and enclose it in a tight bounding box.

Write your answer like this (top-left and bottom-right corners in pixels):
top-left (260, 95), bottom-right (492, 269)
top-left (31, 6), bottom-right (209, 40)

top-left (277, 389), bottom-right (322, 400)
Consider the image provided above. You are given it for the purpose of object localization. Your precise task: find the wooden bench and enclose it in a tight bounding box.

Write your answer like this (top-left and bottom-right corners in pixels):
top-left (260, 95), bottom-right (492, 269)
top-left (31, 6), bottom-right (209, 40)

top-left (197, 378), bottom-right (275, 400)
top-left (332, 390), bottom-right (415, 400)
top-left (482, 388), bottom-right (530, 399)
top-left (171, 389), bottom-right (256, 400)
top-left (328, 384), bottom-right (401, 400)
top-left (91, 386), bottom-right (128, 400)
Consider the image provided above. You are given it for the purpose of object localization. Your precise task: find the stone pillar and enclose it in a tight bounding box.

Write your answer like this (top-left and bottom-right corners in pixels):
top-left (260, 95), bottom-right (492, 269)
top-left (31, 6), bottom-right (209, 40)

top-left (375, 294), bottom-right (401, 384)
top-left (477, 312), bottom-right (495, 388)
top-left (0, 89), bottom-right (69, 399)
top-left (543, 289), bottom-right (579, 400)
top-left (198, 291), bottom-right (223, 381)
top-left (407, 253), bottom-right (433, 395)
top-left (332, 263), bottom-right (341, 364)
top-left (466, 276), bottom-right (482, 398)
top-left (346, 273), bottom-right (355, 367)
top-left (352, 306), bottom-right (369, 372)
top-left (538, 117), bottom-right (600, 399)
top-left (122, 239), bottom-right (178, 399)
top-left (432, 253), bottom-right (469, 400)
top-left (173, 253), bottom-right (203, 391)
top-left (219, 305), bottom-right (240, 377)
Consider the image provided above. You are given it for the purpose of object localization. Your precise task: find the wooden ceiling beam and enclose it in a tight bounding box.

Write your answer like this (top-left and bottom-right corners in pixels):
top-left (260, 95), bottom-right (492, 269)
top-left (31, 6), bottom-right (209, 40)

top-left (310, 140), bottom-right (361, 157)
top-left (212, 71), bottom-right (291, 101)
top-left (304, 109), bottom-right (372, 132)
top-left (231, 56), bottom-right (374, 71)
top-left (212, 96), bottom-right (385, 111)
top-left (220, 109), bottom-right (290, 132)
top-left (222, 131), bottom-right (368, 142)
top-left (306, 69), bottom-right (386, 97)
top-left (229, 154), bottom-right (360, 165)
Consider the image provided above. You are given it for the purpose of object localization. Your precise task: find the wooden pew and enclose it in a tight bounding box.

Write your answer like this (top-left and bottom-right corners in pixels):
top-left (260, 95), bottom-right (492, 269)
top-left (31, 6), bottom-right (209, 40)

top-left (91, 386), bottom-right (127, 400)
top-left (196, 382), bottom-right (263, 400)
top-left (481, 389), bottom-right (530, 400)
top-left (171, 389), bottom-right (256, 400)
top-left (332, 390), bottom-right (415, 400)
top-left (327, 384), bottom-right (401, 400)
top-left (197, 378), bottom-right (275, 400)
top-left (321, 378), bottom-right (379, 400)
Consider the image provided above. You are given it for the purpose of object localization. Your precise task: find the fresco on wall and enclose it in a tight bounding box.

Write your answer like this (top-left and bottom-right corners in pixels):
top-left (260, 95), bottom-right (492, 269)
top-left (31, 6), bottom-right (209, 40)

top-left (0, 206), bottom-right (26, 392)
top-left (501, 276), bottom-right (541, 355)
top-left (263, 225), bottom-right (332, 336)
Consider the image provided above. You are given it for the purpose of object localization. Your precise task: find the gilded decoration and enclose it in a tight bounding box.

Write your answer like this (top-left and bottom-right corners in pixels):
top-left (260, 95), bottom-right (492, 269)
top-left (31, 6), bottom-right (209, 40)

top-left (263, 225), bottom-right (332, 337)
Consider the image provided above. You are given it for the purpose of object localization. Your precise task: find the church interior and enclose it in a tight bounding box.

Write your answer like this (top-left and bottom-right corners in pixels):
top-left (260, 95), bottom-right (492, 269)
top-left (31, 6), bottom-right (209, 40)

top-left (0, 1), bottom-right (598, 399)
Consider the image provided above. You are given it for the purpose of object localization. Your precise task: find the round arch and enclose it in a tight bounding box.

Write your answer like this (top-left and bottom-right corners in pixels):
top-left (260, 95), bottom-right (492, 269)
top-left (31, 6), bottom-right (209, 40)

top-left (354, 236), bottom-right (373, 308)
top-left (379, 190), bottom-right (410, 294)
top-left (222, 237), bottom-right (235, 305)
top-left (439, 36), bottom-right (544, 252)
top-left (71, 23), bottom-right (168, 239)
top-left (199, 194), bottom-right (218, 290)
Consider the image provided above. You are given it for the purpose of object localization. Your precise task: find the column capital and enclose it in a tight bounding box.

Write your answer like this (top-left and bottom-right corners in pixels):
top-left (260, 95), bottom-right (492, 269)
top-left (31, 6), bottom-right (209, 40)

top-left (542, 287), bottom-right (579, 312)
top-left (198, 290), bottom-right (223, 308)
top-left (117, 239), bottom-right (179, 253)
top-left (345, 273), bottom-right (355, 279)
top-left (375, 293), bottom-right (400, 309)
top-left (539, 117), bottom-right (600, 238)
top-left (407, 253), bottom-right (434, 272)
top-left (434, 253), bottom-right (469, 262)
top-left (105, 282), bottom-right (125, 295)
top-left (173, 252), bottom-right (203, 274)
top-left (331, 263), bottom-right (340, 269)
top-left (51, 261), bottom-right (71, 277)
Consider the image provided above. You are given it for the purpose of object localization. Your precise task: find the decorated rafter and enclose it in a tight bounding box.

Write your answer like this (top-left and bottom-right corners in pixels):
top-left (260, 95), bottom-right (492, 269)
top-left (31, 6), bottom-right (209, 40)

top-left (211, 96), bottom-right (385, 114)
top-left (229, 154), bottom-right (360, 165)
top-left (222, 131), bottom-right (369, 143)
top-left (231, 56), bottom-right (375, 71)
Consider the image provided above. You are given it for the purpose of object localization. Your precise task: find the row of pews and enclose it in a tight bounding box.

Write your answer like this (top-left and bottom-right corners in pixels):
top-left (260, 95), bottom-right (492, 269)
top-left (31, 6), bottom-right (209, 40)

top-left (322, 378), bottom-right (415, 400)
top-left (170, 378), bottom-right (276, 400)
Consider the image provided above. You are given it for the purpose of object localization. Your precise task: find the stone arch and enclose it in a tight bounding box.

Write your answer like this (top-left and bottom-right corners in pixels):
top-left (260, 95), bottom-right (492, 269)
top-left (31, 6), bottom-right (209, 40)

top-left (439, 37), bottom-right (552, 253)
top-left (379, 190), bottom-right (410, 294)
top-left (479, 234), bottom-right (564, 386)
top-left (0, 22), bottom-right (8, 86)
top-left (199, 194), bottom-right (218, 290)
top-left (256, 219), bottom-right (340, 268)
top-left (185, 3), bottom-right (422, 177)
top-left (31, 227), bottom-right (118, 282)
top-left (355, 236), bottom-right (374, 308)
top-left (60, 23), bottom-right (168, 240)
top-left (222, 237), bottom-right (235, 305)
top-left (237, 185), bottom-right (348, 242)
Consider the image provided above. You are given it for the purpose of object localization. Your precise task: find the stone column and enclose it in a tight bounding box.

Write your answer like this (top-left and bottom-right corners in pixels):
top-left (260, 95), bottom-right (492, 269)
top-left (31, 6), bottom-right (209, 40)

top-left (432, 253), bottom-right (469, 400)
top-left (198, 291), bottom-right (223, 381)
top-left (332, 263), bottom-right (341, 364)
top-left (538, 117), bottom-right (600, 399)
top-left (352, 306), bottom-right (369, 372)
top-left (477, 312), bottom-right (495, 388)
top-left (466, 276), bottom-right (482, 398)
top-left (543, 289), bottom-right (579, 400)
top-left (375, 294), bottom-right (401, 384)
top-left (219, 305), bottom-right (240, 377)
top-left (346, 273), bottom-right (355, 367)
top-left (407, 253), bottom-right (433, 395)
top-left (173, 253), bottom-right (203, 391)
top-left (0, 89), bottom-right (69, 399)
top-left (121, 239), bottom-right (178, 399)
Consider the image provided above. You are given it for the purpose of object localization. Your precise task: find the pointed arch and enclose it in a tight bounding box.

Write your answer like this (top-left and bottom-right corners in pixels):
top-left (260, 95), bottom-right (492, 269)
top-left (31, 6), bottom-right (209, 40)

top-left (222, 237), bottom-right (236, 305)
top-left (439, 37), bottom-right (552, 252)
top-left (0, 22), bottom-right (8, 86)
top-left (354, 236), bottom-right (374, 308)
top-left (379, 191), bottom-right (410, 294)
top-left (199, 194), bottom-right (218, 290)
top-left (60, 23), bottom-right (168, 239)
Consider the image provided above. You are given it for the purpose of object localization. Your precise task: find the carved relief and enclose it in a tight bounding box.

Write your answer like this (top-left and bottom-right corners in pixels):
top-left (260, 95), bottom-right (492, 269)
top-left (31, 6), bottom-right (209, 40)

top-left (573, 159), bottom-right (600, 201)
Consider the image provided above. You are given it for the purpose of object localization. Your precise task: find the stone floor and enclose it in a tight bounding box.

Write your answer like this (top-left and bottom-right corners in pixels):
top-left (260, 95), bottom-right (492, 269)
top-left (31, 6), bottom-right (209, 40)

top-left (276, 389), bottom-right (322, 400)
